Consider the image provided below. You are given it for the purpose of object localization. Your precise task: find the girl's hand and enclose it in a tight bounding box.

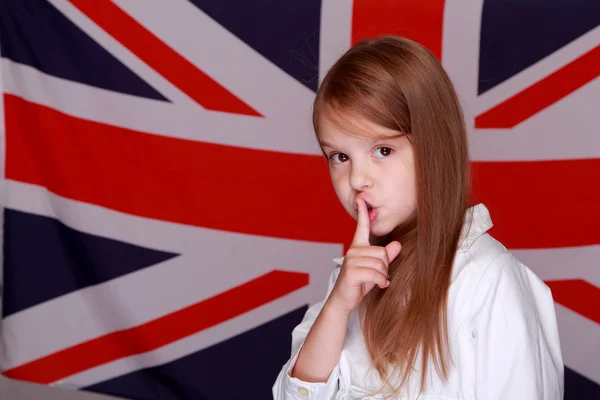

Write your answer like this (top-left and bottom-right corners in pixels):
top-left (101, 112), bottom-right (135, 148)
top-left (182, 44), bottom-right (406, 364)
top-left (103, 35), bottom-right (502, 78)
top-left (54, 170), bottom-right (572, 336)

top-left (326, 198), bottom-right (402, 314)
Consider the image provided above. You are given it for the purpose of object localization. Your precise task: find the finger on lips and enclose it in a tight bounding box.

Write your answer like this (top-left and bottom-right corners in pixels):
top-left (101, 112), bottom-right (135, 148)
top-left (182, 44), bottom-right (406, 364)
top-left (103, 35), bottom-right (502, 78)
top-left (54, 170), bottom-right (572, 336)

top-left (352, 198), bottom-right (370, 247)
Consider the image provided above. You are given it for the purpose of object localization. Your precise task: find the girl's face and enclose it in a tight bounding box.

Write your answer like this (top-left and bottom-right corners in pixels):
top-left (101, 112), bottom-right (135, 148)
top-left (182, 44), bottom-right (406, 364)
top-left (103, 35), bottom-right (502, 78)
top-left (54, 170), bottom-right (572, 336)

top-left (318, 113), bottom-right (417, 238)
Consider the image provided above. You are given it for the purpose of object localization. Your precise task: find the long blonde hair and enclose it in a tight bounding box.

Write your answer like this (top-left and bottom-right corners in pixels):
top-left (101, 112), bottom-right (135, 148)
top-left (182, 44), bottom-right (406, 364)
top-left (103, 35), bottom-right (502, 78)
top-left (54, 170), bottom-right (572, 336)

top-left (313, 36), bottom-right (470, 395)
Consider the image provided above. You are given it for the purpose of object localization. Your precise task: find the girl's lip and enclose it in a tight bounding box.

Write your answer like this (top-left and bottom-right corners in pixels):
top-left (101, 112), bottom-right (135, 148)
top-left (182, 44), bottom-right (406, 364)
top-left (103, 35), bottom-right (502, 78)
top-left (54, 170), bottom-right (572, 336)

top-left (368, 207), bottom-right (379, 222)
top-left (354, 197), bottom-right (375, 210)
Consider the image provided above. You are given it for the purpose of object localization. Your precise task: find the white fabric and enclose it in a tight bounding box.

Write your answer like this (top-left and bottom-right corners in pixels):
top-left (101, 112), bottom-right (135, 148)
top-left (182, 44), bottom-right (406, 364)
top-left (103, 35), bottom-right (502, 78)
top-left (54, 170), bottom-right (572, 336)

top-left (272, 204), bottom-right (564, 399)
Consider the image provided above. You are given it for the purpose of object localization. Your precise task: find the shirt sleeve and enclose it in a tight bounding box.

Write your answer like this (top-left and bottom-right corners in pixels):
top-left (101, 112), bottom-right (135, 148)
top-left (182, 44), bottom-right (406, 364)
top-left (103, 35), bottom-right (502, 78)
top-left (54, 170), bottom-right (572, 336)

top-left (463, 253), bottom-right (564, 400)
top-left (272, 264), bottom-right (342, 400)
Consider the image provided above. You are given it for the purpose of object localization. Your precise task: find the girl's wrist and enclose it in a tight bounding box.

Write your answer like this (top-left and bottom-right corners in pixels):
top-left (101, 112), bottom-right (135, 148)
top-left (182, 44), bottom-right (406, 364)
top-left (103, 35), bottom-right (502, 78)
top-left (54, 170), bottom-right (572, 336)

top-left (323, 296), bottom-right (354, 319)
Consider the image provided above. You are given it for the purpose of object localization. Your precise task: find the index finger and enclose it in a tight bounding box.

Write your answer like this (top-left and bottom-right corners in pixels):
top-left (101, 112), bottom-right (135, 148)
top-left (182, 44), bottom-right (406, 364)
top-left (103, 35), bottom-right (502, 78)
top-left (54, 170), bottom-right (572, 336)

top-left (352, 198), bottom-right (370, 246)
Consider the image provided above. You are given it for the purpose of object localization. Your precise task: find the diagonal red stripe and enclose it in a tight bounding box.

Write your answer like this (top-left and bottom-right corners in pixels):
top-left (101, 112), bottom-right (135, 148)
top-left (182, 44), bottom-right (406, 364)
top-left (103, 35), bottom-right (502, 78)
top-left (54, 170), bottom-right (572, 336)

top-left (2, 270), bottom-right (308, 383)
top-left (475, 45), bottom-right (600, 128)
top-left (546, 279), bottom-right (600, 325)
top-left (5, 95), bottom-right (600, 250)
top-left (67, 0), bottom-right (261, 117)
top-left (352, 0), bottom-right (445, 59)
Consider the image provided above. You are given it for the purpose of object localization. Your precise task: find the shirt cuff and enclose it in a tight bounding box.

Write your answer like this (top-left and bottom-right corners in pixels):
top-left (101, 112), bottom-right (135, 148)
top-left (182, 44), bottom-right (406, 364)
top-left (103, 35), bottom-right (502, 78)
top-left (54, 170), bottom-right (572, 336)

top-left (281, 348), bottom-right (340, 400)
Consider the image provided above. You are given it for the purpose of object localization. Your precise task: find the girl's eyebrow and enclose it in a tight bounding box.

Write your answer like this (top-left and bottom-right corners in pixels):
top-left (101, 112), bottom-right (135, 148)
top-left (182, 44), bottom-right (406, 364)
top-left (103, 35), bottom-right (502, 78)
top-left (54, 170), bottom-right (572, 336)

top-left (319, 139), bottom-right (335, 148)
top-left (373, 133), bottom-right (405, 142)
top-left (319, 133), bottom-right (405, 149)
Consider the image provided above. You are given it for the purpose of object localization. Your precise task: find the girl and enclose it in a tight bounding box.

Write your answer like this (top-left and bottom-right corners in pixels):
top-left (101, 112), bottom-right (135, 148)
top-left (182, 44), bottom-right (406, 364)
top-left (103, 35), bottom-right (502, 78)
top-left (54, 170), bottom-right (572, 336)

top-left (272, 36), bottom-right (564, 399)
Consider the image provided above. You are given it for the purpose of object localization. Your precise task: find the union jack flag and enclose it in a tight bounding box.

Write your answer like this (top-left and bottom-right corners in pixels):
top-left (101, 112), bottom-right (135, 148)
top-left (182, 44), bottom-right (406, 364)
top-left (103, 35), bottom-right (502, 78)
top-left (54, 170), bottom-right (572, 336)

top-left (0, 1), bottom-right (598, 399)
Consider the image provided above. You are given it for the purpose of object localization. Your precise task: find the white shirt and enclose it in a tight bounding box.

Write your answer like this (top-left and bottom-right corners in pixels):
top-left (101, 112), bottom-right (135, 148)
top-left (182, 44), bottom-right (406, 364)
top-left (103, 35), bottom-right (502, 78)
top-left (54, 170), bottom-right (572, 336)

top-left (272, 204), bottom-right (564, 400)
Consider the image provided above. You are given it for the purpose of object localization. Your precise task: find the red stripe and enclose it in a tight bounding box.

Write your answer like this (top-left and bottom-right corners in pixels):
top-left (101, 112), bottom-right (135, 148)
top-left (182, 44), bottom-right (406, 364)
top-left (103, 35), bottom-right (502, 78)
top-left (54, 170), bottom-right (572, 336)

top-left (4, 95), bottom-right (353, 246)
top-left (3, 270), bottom-right (308, 383)
top-left (471, 160), bottom-right (600, 249)
top-left (6, 96), bottom-right (600, 250)
top-left (546, 279), bottom-right (600, 325)
top-left (352, 0), bottom-right (445, 59)
top-left (67, 0), bottom-right (261, 117)
top-left (475, 45), bottom-right (600, 128)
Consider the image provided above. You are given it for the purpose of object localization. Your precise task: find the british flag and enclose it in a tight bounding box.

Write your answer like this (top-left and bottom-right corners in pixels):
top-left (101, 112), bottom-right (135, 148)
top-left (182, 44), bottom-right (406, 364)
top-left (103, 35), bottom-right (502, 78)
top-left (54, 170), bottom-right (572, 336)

top-left (0, 0), bottom-right (598, 399)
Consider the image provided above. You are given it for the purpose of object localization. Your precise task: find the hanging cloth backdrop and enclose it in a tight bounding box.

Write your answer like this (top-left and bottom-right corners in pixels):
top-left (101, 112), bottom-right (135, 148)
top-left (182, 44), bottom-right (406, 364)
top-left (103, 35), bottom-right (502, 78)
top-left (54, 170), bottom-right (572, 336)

top-left (0, 0), bottom-right (599, 399)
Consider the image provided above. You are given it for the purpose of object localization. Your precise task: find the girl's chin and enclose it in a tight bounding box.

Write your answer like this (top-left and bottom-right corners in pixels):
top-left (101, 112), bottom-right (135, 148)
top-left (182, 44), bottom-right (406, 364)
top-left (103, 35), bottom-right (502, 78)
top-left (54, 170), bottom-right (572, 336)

top-left (369, 223), bottom-right (394, 239)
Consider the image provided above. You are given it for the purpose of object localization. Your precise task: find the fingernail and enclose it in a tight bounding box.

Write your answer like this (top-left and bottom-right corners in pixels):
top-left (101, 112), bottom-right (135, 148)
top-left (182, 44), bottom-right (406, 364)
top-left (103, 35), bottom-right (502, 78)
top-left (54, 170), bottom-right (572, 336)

top-left (386, 280), bottom-right (390, 287)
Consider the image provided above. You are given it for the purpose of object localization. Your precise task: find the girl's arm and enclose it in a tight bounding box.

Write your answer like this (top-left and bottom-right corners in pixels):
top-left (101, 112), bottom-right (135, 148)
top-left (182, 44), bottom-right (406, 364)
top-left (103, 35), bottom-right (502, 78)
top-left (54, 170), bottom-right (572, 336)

top-left (290, 296), bottom-right (351, 382)
top-left (271, 265), bottom-right (344, 400)
top-left (273, 199), bottom-right (401, 400)
top-left (292, 199), bottom-right (400, 383)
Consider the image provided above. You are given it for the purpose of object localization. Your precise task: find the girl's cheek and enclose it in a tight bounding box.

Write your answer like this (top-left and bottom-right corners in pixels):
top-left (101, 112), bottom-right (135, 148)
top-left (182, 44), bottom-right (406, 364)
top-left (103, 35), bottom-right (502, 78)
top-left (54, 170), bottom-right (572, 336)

top-left (331, 174), bottom-right (347, 189)
top-left (328, 168), bottom-right (341, 182)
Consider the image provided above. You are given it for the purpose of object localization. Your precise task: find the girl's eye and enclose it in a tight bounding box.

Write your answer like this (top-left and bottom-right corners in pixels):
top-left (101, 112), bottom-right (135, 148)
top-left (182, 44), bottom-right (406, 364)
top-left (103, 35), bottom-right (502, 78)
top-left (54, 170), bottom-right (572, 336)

top-left (330, 153), bottom-right (349, 164)
top-left (374, 147), bottom-right (393, 158)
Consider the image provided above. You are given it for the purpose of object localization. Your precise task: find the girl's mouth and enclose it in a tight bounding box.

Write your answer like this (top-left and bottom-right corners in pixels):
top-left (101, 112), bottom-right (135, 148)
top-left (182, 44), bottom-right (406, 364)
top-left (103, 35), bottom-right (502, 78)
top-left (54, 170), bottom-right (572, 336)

top-left (365, 202), bottom-right (378, 222)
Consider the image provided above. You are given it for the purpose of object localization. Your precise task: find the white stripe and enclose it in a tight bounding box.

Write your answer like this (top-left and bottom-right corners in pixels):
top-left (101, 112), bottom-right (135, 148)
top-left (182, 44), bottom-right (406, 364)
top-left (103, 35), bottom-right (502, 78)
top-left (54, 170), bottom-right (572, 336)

top-left (52, 287), bottom-right (316, 388)
top-left (318, 0), bottom-right (353, 84)
top-left (512, 245), bottom-right (600, 287)
top-left (45, 0), bottom-right (196, 108)
top-left (470, 76), bottom-right (600, 161)
top-left (111, 0), bottom-right (315, 120)
top-left (441, 0), bottom-right (485, 132)
top-left (2, 59), bottom-right (322, 155)
top-left (0, 182), bottom-right (342, 369)
top-left (555, 304), bottom-right (600, 385)
top-left (475, 26), bottom-right (600, 115)
top-left (3, 180), bottom-right (190, 252)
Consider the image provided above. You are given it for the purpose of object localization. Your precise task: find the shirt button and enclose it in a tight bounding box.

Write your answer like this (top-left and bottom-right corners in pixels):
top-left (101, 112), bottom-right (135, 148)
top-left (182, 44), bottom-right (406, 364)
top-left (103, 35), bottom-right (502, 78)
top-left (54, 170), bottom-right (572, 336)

top-left (296, 386), bottom-right (310, 397)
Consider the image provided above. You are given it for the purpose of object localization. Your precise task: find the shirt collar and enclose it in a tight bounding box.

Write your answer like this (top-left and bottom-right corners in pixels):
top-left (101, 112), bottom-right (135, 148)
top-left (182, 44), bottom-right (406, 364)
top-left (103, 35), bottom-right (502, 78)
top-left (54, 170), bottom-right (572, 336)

top-left (332, 203), bottom-right (492, 265)
top-left (457, 203), bottom-right (493, 252)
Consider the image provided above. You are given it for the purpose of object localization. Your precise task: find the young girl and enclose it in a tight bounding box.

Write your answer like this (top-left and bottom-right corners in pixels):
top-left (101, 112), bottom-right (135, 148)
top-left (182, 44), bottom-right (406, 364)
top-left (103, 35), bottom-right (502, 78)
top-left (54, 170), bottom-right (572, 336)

top-left (272, 36), bottom-right (564, 399)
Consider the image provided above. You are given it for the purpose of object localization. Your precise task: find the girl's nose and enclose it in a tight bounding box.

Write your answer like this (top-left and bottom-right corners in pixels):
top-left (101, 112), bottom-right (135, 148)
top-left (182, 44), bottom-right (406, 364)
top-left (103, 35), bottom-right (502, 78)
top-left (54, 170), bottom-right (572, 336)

top-left (349, 166), bottom-right (373, 191)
